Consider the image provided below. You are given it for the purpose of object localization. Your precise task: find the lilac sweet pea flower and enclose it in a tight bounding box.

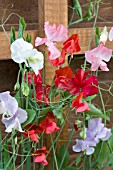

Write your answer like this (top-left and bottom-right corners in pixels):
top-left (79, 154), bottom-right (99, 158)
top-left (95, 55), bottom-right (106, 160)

top-left (0, 91), bottom-right (27, 133)
top-left (72, 118), bottom-right (112, 155)
top-left (85, 43), bottom-right (112, 71)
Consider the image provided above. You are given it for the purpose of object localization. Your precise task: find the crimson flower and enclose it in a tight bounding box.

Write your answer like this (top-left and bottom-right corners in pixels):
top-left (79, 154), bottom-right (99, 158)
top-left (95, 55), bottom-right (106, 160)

top-left (67, 69), bottom-right (98, 97)
top-left (62, 34), bottom-right (81, 56)
top-left (23, 123), bottom-right (43, 142)
top-left (24, 71), bottom-right (42, 85)
top-left (54, 66), bottom-right (73, 91)
top-left (72, 92), bottom-right (90, 113)
top-left (33, 146), bottom-right (50, 165)
top-left (39, 112), bottom-right (60, 134)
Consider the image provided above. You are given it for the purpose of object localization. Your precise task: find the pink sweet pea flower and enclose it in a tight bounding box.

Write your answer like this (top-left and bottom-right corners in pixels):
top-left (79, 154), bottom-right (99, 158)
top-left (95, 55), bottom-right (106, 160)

top-left (72, 92), bottom-right (90, 113)
top-left (85, 43), bottom-right (112, 71)
top-left (33, 146), bottom-right (50, 165)
top-left (44, 22), bottom-right (68, 42)
top-left (35, 22), bottom-right (68, 61)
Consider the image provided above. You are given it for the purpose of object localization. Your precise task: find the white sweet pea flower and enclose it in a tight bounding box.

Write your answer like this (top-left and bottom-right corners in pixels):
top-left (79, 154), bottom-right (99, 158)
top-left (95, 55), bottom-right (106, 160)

top-left (10, 38), bottom-right (44, 75)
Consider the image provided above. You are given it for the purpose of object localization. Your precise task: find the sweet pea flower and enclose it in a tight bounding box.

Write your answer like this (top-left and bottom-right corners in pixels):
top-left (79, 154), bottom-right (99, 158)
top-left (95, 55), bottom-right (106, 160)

top-left (73, 139), bottom-right (96, 155)
top-left (67, 69), bottom-right (98, 97)
top-left (35, 22), bottom-right (68, 62)
top-left (71, 92), bottom-right (90, 113)
top-left (72, 118), bottom-right (111, 155)
top-left (54, 66), bottom-right (73, 91)
top-left (39, 112), bottom-right (60, 134)
top-left (11, 38), bottom-right (44, 75)
top-left (0, 91), bottom-right (27, 132)
top-left (33, 146), bottom-right (50, 165)
top-left (86, 118), bottom-right (112, 143)
top-left (62, 34), bottom-right (81, 56)
top-left (100, 26), bottom-right (108, 45)
top-left (85, 43), bottom-right (112, 71)
top-left (23, 123), bottom-right (43, 142)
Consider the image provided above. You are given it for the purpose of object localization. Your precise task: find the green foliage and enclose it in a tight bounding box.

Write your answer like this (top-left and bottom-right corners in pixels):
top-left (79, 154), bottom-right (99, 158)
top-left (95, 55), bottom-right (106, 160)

top-left (18, 17), bottom-right (26, 38)
top-left (83, 94), bottom-right (97, 102)
top-left (83, 3), bottom-right (93, 21)
top-left (25, 33), bottom-right (32, 43)
top-left (56, 144), bottom-right (70, 169)
top-left (10, 26), bottom-right (16, 44)
top-left (73, 0), bottom-right (82, 18)
top-left (53, 105), bottom-right (63, 119)
top-left (85, 103), bottom-right (110, 120)
top-left (65, 166), bottom-right (78, 170)
top-left (22, 109), bottom-right (36, 127)
top-left (95, 27), bottom-right (100, 46)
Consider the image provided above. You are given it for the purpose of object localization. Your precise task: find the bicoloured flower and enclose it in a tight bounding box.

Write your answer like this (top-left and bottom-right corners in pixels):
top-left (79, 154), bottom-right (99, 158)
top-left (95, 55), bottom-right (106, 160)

top-left (33, 146), bottom-right (50, 165)
top-left (85, 43), bottom-right (112, 71)
top-left (71, 92), bottom-right (90, 113)
top-left (0, 91), bottom-right (27, 132)
top-left (39, 112), bottom-right (60, 134)
top-left (11, 38), bottom-right (44, 75)
top-left (67, 69), bottom-right (98, 97)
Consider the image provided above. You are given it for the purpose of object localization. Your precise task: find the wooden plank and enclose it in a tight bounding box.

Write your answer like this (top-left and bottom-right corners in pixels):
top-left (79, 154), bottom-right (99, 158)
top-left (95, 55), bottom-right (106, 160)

top-left (0, 30), bottom-right (38, 60)
top-left (69, 27), bottom-right (113, 54)
top-left (0, 0), bottom-right (38, 31)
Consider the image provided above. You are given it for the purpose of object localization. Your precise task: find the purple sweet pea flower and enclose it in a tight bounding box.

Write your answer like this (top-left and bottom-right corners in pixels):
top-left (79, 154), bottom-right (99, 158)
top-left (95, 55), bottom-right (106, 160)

top-left (72, 139), bottom-right (96, 155)
top-left (0, 91), bottom-right (27, 133)
top-left (86, 118), bottom-right (112, 143)
top-left (72, 118), bottom-right (112, 155)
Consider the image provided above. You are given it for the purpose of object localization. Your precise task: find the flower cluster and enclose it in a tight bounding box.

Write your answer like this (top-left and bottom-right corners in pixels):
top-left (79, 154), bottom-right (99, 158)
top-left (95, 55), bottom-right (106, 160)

top-left (1, 19), bottom-right (113, 169)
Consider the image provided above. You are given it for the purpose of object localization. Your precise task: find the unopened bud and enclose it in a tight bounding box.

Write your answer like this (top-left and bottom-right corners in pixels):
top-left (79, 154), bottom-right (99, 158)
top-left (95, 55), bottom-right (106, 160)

top-left (21, 83), bottom-right (30, 96)
top-left (80, 127), bottom-right (86, 139)
top-left (14, 82), bottom-right (20, 91)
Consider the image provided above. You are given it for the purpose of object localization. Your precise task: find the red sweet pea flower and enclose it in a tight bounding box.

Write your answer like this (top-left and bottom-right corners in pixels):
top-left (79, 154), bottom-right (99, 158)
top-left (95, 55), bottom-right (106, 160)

top-left (54, 66), bottom-right (73, 90)
top-left (72, 92), bottom-right (90, 113)
top-left (23, 123), bottom-right (43, 142)
top-left (33, 146), bottom-right (50, 165)
top-left (36, 84), bottom-right (51, 104)
top-left (67, 69), bottom-right (98, 97)
top-left (39, 112), bottom-right (60, 134)
top-left (24, 71), bottom-right (42, 85)
top-left (63, 34), bottom-right (81, 56)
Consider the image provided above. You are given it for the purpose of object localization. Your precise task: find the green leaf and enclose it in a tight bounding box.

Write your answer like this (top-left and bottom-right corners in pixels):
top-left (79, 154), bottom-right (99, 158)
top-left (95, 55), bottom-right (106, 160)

top-left (25, 33), bottom-right (32, 43)
top-left (106, 109), bottom-right (113, 115)
top-left (57, 144), bottom-right (70, 169)
top-left (95, 27), bottom-right (100, 46)
top-left (85, 103), bottom-right (110, 120)
top-left (18, 17), bottom-right (26, 38)
top-left (10, 26), bottom-right (16, 44)
top-left (83, 2), bottom-right (93, 21)
top-left (53, 105), bottom-right (63, 119)
top-left (73, 0), bottom-right (82, 18)
top-left (65, 166), bottom-right (78, 170)
top-left (83, 94), bottom-right (97, 102)
top-left (94, 141), bottom-right (110, 166)
top-left (39, 107), bottom-right (52, 115)
top-left (75, 156), bottom-right (81, 165)
top-left (22, 109), bottom-right (36, 127)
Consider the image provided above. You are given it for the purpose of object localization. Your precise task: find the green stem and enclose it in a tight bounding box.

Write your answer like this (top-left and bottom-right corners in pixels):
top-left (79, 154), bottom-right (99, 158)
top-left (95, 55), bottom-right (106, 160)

top-left (50, 134), bottom-right (59, 170)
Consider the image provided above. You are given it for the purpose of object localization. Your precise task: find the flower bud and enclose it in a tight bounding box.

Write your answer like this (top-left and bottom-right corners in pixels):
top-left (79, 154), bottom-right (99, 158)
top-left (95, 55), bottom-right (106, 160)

top-left (14, 82), bottom-right (20, 91)
top-left (21, 83), bottom-right (30, 96)
top-left (100, 26), bottom-right (108, 45)
top-left (80, 127), bottom-right (86, 139)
